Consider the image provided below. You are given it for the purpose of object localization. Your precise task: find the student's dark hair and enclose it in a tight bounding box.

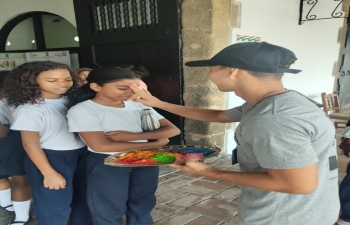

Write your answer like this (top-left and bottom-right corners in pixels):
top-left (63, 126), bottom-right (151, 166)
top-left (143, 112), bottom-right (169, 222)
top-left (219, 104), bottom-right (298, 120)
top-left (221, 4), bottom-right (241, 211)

top-left (0, 71), bottom-right (10, 98)
top-left (68, 66), bottom-right (141, 108)
top-left (0, 71), bottom-right (10, 88)
top-left (5, 61), bottom-right (79, 107)
top-left (119, 65), bottom-right (150, 78)
top-left (76, 68), bottom-right (92, 75)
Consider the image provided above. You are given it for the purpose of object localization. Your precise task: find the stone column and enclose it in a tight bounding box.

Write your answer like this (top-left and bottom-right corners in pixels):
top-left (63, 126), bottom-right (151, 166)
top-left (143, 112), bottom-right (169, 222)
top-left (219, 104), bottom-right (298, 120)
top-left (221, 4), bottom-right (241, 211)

top-left (181, 0), bottom-right (237, 151)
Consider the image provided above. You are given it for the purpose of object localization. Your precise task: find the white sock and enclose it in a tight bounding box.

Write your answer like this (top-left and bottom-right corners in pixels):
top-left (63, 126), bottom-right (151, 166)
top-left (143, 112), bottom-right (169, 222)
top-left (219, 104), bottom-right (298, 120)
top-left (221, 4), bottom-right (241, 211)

top-left (0, 188), bottom-right (13, 211)
top-left (13, 199), bottom-right (31, 222)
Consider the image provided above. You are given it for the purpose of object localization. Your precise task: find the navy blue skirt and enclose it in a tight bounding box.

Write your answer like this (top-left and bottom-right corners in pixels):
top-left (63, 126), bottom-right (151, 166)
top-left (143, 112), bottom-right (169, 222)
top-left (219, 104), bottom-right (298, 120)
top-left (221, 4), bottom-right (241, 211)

top-left (0, 130), bottom-right (26, 178)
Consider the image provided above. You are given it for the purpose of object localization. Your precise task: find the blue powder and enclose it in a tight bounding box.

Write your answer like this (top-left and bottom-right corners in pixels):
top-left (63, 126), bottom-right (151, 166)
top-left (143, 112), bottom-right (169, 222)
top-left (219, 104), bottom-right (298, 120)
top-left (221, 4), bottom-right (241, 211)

top-left (172, 147), bottom-right (215, 157)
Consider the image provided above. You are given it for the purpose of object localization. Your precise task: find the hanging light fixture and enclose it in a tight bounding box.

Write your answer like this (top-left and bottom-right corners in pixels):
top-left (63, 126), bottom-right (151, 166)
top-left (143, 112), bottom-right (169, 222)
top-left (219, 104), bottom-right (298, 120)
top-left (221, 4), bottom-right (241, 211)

top-left (74, 36), bottom-right (79, 41)
top-left (32, 40), bottom-right (35, 43)
top-left (6, 41), bottom-right (11, 46)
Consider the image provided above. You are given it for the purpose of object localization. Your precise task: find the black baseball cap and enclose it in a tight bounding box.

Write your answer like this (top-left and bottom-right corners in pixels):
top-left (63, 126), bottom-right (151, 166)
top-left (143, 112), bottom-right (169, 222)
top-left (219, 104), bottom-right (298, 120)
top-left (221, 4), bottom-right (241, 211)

top-left (185, 42), bottom-right (301, 74)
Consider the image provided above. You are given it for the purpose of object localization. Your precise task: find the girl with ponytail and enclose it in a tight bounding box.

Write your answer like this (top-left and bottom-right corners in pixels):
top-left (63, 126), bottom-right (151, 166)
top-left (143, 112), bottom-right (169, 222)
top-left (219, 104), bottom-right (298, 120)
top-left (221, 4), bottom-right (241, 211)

top-left (67, 66), bottom-right (180, 225)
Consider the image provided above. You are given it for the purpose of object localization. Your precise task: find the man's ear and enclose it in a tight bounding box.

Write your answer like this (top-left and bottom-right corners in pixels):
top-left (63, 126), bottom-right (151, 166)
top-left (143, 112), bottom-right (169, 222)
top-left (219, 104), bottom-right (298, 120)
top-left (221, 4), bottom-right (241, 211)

top-left (228, 68), bottom-right (240, 79)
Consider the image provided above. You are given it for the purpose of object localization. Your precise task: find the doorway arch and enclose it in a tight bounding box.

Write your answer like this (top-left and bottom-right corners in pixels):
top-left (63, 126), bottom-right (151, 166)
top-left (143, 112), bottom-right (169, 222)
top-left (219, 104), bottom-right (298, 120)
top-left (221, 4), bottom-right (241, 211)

top-left (0, 11), bottom-right (79, 52)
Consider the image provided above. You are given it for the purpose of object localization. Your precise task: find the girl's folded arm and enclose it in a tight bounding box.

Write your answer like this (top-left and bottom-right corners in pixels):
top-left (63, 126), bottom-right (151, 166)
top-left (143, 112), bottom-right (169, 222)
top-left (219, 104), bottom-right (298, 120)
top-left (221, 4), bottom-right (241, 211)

top-left (79, 131), bottom-right (169, 152)
top-left (106, 118), bottom-right (180, 142)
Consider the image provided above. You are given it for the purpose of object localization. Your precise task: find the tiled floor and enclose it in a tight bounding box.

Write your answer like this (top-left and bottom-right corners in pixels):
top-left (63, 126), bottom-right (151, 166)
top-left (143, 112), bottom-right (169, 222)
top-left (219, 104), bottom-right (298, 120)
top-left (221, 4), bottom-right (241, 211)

top-left (152, 155), bottom-right (241, 225)
top-left (0, 128), bottom-right (348, 225)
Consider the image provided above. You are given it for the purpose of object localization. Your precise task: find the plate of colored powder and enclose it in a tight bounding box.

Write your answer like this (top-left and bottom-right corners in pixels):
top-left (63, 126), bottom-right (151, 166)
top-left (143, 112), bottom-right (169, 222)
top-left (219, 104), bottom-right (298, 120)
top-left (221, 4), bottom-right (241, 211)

top-left (104, 145), bottom-right (221, 167)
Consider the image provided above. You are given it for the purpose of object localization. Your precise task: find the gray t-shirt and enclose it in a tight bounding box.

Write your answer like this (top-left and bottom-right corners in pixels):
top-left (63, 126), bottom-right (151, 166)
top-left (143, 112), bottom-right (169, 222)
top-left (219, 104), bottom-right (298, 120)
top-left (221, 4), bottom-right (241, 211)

top-left (226, 91), bottom-right (339, 225)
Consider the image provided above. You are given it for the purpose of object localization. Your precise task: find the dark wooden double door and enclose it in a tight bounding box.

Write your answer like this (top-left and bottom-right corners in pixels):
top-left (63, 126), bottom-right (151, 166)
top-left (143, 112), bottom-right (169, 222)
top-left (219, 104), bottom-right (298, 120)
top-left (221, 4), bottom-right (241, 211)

top-left (73, 0), bottom-right (183, 144)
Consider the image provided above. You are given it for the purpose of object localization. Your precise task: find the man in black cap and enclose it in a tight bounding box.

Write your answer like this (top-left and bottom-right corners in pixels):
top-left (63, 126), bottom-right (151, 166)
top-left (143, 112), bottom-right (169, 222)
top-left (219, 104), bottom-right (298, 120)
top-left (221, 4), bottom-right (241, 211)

top-left (130, 42), bottom-right (340, 225)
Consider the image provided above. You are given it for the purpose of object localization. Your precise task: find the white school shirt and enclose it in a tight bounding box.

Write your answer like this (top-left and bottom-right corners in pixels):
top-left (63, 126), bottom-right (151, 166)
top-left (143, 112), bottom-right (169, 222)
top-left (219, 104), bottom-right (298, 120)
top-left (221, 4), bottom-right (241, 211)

top-left (11, 98), bottom-right (85, 150)
top-left (0, 99), bottom-right (15, 125)
top-left (67, 100), bottom-right (164, 155)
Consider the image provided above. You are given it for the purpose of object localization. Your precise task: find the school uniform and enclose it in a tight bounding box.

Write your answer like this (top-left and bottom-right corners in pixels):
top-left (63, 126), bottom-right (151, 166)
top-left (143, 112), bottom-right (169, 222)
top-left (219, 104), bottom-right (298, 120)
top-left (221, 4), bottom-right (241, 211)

top-left (67, 100), bottom-right (164, 225)
top-left (11, 98), bottom-right (92, 225)
top-left (0, 100), bottom-right (26, 179)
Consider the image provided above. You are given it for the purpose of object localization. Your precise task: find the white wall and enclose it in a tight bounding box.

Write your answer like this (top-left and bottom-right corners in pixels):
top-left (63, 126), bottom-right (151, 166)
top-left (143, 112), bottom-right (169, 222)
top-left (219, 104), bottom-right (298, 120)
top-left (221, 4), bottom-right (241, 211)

top-left (225, 0), bottom-right (344, 152)
top-left (0, 0), bottom-right (76, 29)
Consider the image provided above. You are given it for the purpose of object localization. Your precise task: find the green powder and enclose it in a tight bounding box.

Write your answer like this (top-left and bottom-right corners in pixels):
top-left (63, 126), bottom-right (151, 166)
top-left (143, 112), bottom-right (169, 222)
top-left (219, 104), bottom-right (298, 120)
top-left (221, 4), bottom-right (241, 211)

top-left (152, 154), bottom-right (176, 164)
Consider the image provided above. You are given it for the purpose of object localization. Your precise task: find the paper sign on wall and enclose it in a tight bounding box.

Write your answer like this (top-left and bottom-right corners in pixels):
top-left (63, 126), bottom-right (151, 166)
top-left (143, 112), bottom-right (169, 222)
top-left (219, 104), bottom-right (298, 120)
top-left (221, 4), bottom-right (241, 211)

top-left (236, 35), bottom-right (261, 43)
top-left (26, 51), bottom-right (71, 66)
top-left (0, 53), bottom-right (27, 71)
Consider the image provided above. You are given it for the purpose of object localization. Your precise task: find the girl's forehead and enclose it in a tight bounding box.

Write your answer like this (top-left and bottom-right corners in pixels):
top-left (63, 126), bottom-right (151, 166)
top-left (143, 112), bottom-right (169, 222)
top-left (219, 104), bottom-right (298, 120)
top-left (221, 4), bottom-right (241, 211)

top-left (109, 78), bottom-right (141, 84)
top-left (38, 69), bottom-right (71, 77)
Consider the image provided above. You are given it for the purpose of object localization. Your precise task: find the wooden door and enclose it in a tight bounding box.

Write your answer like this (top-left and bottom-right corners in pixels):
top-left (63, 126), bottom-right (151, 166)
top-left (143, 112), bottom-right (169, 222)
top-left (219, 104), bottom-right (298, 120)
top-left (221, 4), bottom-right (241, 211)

top-left (73, 0), bottom-right (183, 144)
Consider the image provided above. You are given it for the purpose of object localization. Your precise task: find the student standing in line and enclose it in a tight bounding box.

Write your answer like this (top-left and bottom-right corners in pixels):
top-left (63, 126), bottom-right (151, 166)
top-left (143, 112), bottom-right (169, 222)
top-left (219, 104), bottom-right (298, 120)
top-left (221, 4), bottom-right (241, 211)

top-left (0, 71), bottom-right (32, 225)
top-left (76, 68), bottom-right (92, 85)
top-left (67, 66), bottom-right (180, 225)
top-left (5, 62), bottom-right (92, 225)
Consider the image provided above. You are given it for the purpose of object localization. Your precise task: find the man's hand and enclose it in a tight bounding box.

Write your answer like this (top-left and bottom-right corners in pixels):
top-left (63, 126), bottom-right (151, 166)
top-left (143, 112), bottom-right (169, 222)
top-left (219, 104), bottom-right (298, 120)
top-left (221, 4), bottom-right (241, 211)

top-left (169, 158), bottom-right (217, 176)
top-left (130, 84), bottom-right (164, 107)
top-left (43, 171), bottom-right (66, 190)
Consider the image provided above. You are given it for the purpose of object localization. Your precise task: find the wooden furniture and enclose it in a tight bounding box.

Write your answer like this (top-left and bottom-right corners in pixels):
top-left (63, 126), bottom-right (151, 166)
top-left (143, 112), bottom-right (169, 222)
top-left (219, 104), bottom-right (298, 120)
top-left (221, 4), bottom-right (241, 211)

top-left (321, 91), bottom-right (348, 128)
top-left (328, 108), bottom-right (350, 120)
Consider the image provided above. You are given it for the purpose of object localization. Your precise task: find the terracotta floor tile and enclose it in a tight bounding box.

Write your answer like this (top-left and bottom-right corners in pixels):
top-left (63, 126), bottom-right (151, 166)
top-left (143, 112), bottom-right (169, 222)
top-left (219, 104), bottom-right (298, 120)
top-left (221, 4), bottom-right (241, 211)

top-left (151, 204), bottom-right (182, 221)
top-left (157, 189), bottom-right (189, 204)
top-left (201, 176), bottom-right (221, 182)
top-left (154, 210), bottom-right (201, 225)
top-left (174, 171), bottom-right (205, 179)
top-left (152, 212), bottom-right (168, 223)
top-left (161, 176), bottom-right (197, 188)
top-left (156, 184), bottom-right (174, 195)
top-left (228, 216), bottom-right (241, 224)
top-left (217, 180), bottom-right (237, 187)
top-left (186, 215), bottom-right (223, 225)
top-left (166, 193), bottom-right (209, 208)
top-left (191, 180), bottom-right (230, 191)
top-left (188, 199), bottom-right (238, 220)
top-left (220, 216), bottom-right (241, 225)
top-left (158, 173), bottom-right (182, 184)
top-left (232, 197), bottom-right (240, 204)
top-left (178, 184), bottom-right (221, 196)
